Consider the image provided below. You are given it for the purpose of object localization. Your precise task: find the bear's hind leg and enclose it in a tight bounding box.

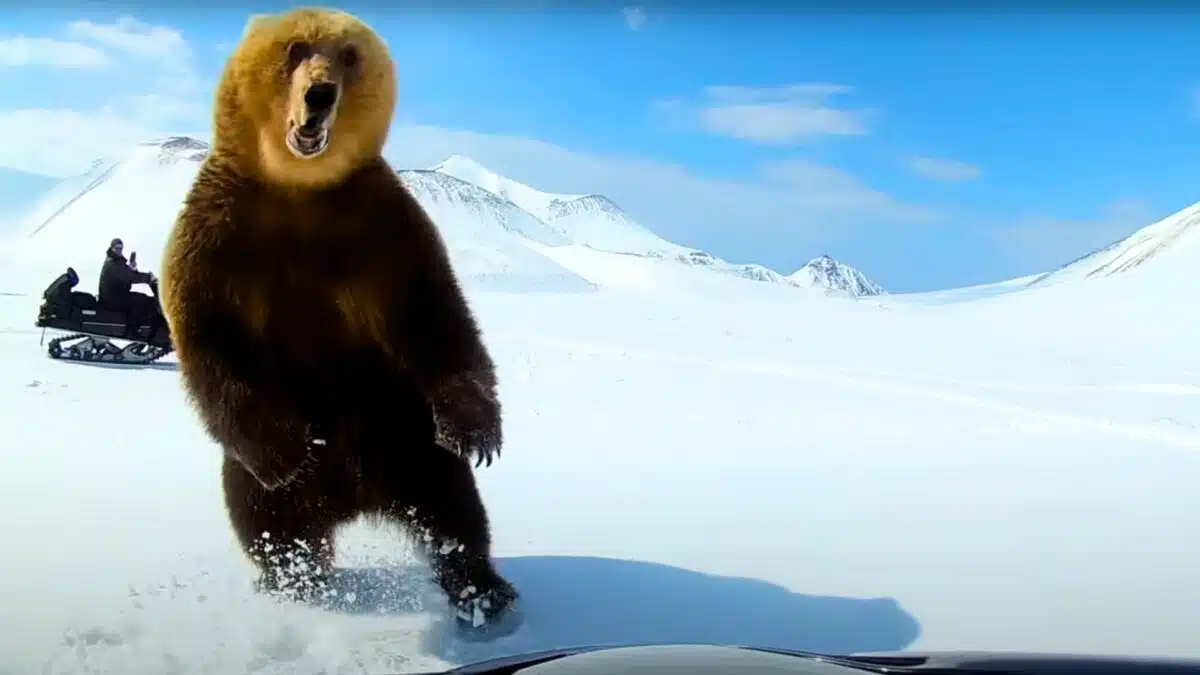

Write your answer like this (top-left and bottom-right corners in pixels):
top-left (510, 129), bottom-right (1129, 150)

top-left (370, 445), bottom-right (518, 626)
top-left (222, 455), bottom-right (343, 604)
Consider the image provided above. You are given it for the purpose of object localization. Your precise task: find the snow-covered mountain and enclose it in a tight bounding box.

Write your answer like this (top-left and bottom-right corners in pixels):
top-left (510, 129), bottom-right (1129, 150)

top-left (2, 137), bottom-right (208, 290)
top-left (432, 154), bottom-right (696, 258)
top-left (422, 155), bottom-right (875, 294)
top-left (0, 136), bottom-right (884, 298)
top-left (789, 254), bottom-right (886, 297)
top-left (1030, 201), bottom-right (1200, 288)
top-left (399, 169), bottom-right (568, 248)
top-left (430, 155), bottom-right (886, 296)
top-left (395, 169), bottom-right (592, 292)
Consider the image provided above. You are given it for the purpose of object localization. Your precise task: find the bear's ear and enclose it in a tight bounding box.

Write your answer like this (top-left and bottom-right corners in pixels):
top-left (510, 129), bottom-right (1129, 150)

top-left (241, 13), bottom-right (274, 38)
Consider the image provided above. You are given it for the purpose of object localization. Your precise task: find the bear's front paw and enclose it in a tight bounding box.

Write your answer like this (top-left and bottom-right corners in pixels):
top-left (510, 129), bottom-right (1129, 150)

top-left (431, 377), bottom-right (502, 468)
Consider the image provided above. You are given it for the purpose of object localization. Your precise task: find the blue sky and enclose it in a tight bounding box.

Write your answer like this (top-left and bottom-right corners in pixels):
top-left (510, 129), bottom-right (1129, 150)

top-left (4, 6), bottom-right (1200, 292)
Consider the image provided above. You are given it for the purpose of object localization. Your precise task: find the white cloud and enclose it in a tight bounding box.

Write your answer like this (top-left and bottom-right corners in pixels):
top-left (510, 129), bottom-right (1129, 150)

top-left (622, 7), bottom-right (647, 31)
top-left (992, 197), bottom-right (1155, 273)
top-left (908, 155), bottom-right (982, 182)
top-left (704, 83), bottom-right (851, 105)
top-left (0, 102), bottom-right (204, 178)
top-left (0, 108), bottom-right (168, 177)
top-left (0, 17), bottom-right (209, 178)
top-left (66, 17), bottom-right (188, 61)
top-left (69, 17), bottom-right (203, 102)
top-left (760, 158), bottom-right (936, 221)
top-left (658, 83), bottom-right (872, 145)
top-left (0, 36), bottom-right (109, 69)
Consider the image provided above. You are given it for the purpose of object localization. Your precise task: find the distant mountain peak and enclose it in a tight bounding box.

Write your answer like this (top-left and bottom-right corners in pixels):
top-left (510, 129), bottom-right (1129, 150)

top-left (397, 168), bottom-right (570, 247)
top-left (139, 136), bottom-right (210, 165)
top-left (545, 193), bottom-right (624, 219)
top-left (431, 154), bottom-right (493, 176)
top-left (142, 136), bottom-right (210, 151)
top-left (788, 254), bottom-right (885, 297)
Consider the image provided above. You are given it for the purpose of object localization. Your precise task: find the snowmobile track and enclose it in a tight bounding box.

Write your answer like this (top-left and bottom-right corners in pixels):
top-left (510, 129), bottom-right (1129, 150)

top-left (45, 331), bottom-right (172, 366)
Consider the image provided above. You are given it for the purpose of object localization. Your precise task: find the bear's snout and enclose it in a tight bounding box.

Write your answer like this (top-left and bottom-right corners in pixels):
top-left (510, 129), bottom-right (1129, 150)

top-left (304, 82), bottom-right (339, 120)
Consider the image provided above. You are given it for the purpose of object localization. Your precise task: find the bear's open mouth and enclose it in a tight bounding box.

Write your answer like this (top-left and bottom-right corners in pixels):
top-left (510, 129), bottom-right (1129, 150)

top-left (286, 122), bottom-right (330, 159)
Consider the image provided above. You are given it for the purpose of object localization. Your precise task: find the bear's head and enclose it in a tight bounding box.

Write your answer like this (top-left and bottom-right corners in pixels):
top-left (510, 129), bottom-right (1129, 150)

top-left (214, 7), bottom-right (396, 189)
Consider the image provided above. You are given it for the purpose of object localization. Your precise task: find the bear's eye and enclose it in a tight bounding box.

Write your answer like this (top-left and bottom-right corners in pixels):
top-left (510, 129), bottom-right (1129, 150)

top-left (340, 45), bottom-right (359, 69)
top-left (287, 41), bottom-right (312, 68)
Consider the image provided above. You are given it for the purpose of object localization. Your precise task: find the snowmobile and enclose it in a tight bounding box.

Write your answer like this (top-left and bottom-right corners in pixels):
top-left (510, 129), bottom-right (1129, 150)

top-left (34, 264), bottom-right (173, 365)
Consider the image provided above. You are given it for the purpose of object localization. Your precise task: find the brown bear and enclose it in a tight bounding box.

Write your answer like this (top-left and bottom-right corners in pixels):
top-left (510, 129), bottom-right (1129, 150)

top-left (159, 6), bottom-right (518, 630)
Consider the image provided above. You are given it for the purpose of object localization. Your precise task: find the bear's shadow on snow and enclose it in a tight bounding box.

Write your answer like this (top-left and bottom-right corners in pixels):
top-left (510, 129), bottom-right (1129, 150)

top-left (325, 555), bottom-right (921, 664)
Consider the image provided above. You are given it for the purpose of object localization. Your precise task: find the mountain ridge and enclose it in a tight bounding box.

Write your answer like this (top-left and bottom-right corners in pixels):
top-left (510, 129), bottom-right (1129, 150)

top-left (1030, 201), bottom-right (1200, 288)
top-left (428, 152), bottom-right (884, 296)
top-left (5, 136), bottom-right (885, 298)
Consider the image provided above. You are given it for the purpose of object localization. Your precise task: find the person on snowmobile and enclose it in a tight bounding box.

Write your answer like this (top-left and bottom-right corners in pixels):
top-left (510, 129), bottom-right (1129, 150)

top-left (98, 238), bottom-right (161, 340)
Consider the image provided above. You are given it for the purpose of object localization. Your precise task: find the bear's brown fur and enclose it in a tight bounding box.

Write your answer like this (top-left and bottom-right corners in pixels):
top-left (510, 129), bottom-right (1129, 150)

top-left (159, 6), bottom-right (517, 625)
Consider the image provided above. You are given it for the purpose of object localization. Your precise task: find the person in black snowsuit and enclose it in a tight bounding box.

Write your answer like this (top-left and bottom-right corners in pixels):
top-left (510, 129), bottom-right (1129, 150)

top-left (98, 238), bottom-right (161, 341)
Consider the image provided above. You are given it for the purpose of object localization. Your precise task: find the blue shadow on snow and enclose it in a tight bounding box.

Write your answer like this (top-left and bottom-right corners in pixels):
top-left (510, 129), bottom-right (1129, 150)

top-left (325, 555), bottom-right (921, 665)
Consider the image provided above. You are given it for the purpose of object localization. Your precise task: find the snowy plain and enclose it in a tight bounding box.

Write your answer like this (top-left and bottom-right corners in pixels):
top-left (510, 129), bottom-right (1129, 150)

top-left (1, 140), bottom-right (1199, 674)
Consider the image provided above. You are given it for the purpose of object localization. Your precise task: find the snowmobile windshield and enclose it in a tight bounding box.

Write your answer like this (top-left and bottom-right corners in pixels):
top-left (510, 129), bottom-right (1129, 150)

top-left (404, 645), bottom-right (1200, 675)
top-left (407, 645), bottom-right (906, 675)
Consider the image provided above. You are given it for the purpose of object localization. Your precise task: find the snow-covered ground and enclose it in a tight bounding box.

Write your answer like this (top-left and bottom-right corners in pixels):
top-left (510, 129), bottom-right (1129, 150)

top-left (3, 140), bottom-right (1200, 674)
top-left (4, 251), bottom-right (1200, 674)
